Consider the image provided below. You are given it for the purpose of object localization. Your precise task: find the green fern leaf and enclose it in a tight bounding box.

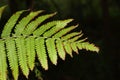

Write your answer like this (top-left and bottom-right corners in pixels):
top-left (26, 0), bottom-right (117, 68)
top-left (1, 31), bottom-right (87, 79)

top-left (0, 5), bottom-right (6, 19)
top-left (46, 38), bottom-right (57, 65)
top-left (35, 37), bottom-right (48, 70)
top-left (77, 42), bottom-right (82, 50)
top-left (62, 32), bottom-right (80, 40)
top-left (77, 42), bottom-right (99, 52)
top-left (33, 20), bottom-right (60, 36)
top-left (71, 42), bottom-right (78, 54)
top-left (68, 32), bottom-right (83, 42)
top-left (56, 39), bottom-right (66, 60)
top-left (5, 38), bottom-right (19, 80)
top-left (0, 40), bottom-right (7, 80)
top-left (63, 41), bottom-right (73, 57)
top-left (25, 37), bottom-right (35, 70)
top-left (22, 13), bottom-right (56, 36)
top-left (15, 37), bottom-right (29, 78)
top-left (43, 19), bottom-right (73, 37)
top-left (14, 11), bottom-right (43, 36)
top-left (82, 42), bottom-right (99, 52)
top-left (53, 25), bottom-right (78, 38)
top-left (1, 10), bottom-right (25, 38)
top-left (69, 35), bottom-right (82, 42)
top-left (77, 38), bottom-right (87, 43)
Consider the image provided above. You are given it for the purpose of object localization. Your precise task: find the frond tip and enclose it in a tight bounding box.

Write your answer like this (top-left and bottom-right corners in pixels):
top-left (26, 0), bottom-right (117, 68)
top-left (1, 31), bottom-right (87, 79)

top-left (77, 42), bottom-right (99, 52)
top-left (0, 5), bottom-right (99, 80)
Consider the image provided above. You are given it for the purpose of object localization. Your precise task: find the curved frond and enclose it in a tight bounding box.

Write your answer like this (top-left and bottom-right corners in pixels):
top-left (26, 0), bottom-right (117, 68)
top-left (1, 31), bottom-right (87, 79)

top-left (0, 40), bottom-right (7, 80)
top-left (0, 6), bottom-right (99, 80)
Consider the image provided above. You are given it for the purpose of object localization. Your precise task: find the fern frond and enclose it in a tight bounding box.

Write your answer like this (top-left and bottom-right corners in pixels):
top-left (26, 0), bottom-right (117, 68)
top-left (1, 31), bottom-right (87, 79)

top-left (0, 40), bottom-right (7, 80)
top-left (14, 11), bottom-right (43, 36)
top-left (22, 13), bottom-right (56, 36)
top-left (15, 37), bottom-right (29, 78)
top-left (1, 10), bottom-right (25, 38)
top-left (35, 37), bottom-right (48, 70)
top-left (0, 6), bottom-right (99, 80)
top-left (25, 37), bottom-right (35, 70)
top-left (5, 38), bottom-right (19, 80)
top-left (0, 5), bottom-right (6, 19)
top-left (46, 38), bottom-right (57, 65)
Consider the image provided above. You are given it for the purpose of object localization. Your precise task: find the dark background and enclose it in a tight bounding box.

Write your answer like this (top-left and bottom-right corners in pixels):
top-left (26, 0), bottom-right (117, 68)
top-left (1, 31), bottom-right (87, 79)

top-left (0, 0), bottom-right (120, 80)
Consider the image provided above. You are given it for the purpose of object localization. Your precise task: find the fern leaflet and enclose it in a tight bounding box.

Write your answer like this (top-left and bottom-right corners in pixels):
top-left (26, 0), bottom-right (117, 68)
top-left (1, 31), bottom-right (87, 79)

top-left (62, 32), bottom-right (80, 40)
top-left (53, 25), bottom-right (78, 38)
top-left (0, 40), bottom-right (7, 80)
top-left (15, 37), bottom-right (29, 77)
top-left (63, 41), bottom-right (73, 57)
top-left (56, 39), bottom-right (66, 60)
top-left (35, 37), bottom-right (48, 70)
top-left (71, 42), bottom-right (78, 54)
top-left (25, 37), bottom-right (35, 70)
top-left (46, 38), bottom-right (57, 65)
top-left (5, 38), bottom-right (19, 80)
